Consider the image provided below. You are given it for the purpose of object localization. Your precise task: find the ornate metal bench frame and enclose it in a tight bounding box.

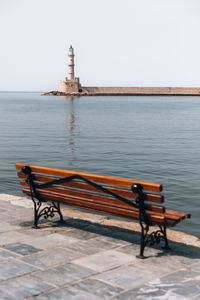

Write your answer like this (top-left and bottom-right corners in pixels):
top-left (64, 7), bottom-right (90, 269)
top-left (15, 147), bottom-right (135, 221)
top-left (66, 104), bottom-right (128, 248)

top-left (22, 166), bottom-right (170, 258)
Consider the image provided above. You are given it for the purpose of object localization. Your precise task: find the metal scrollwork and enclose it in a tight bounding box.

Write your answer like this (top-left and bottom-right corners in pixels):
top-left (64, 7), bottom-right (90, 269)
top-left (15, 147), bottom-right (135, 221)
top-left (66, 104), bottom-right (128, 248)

top-left (148, 229), bottom-right (164, 245)
top-left (145, 226), bottom-right (170, 248)
top-left (132, 183), bottom-right (170, 259)
top-left (32, 198), bottom-right (64, 228)
top-left (39, 206), bottom-right (55, 219)
top-left (21, 166), bottom-right (64, 228)
top-left (137, 222), bottom-right (170, 259)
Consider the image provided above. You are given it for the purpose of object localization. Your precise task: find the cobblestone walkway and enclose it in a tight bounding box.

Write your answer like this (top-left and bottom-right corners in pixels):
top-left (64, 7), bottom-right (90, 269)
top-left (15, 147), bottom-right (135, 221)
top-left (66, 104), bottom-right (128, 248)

top-left (0, 194), bottom-right (200, 300)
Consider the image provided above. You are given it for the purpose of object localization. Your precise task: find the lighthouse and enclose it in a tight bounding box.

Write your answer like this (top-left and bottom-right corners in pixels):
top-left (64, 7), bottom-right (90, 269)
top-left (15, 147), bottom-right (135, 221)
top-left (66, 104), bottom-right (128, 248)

top-left (68, 45), bottom-right (75, 80)
top-left (58, 45), bottom-right (81, 94)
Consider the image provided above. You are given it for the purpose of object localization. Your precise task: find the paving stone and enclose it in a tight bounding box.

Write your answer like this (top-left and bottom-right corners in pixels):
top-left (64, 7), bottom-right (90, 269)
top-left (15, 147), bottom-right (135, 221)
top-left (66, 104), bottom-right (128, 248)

top-left (162, 279), bottom-right (200, 298)
top-left (34, 286), bottom-right (99, 300)
top-left (0, 222), bottom-right (21, 233)
top-left (166, 254), bottom-right (199, 267)
top-left (117, 243), bottom-right (161, 257)
top-left (84, 224), bottom-right (114, 235)
top-left (3, 243), bottom-right (41, 256)
top-left (0, 275), bottom-right (53, 300)
top-left (32, 262), bottom-right (97, 286)
top-left (19, 227), bottom-right (65, 238)
top-left (0, 214), bottom-right (18, 222)
top-left (134, 255), bottom-right (178, 275)
top-left (72, 278), bottom-right (123, 298)
top-left (110, 285), bottom-right (186, 300)
top-left (73, 250), bottom-right (136, 272)
top-left (96, 265), bottom-right (155, 289)
top-left (0, 259), bottom-right (37, 281)
top-left (61, 218), bottom-right (92, 229)
top-left (149, 269), bottom-right (200, 298)
top-left (27, 233), bottom-right (80, 249)
top-left (188, 262), bottom-right (200, 272)
top-left (66, 237), bottom-right (117, 255)
top-left (0, 248), bottom-right (18, 261)
top-left (61, 228), bottom-right (98, 240)
top-left (107, 230), bottom-right (140, 244)
top-left (0, 231), bottom-right (31, 246)
top-left (93, 234), bottom-right (130, 246)
top-left (149, 268), bottom-right (200, 287)
top-left (21, 247), bottom-right (82, 268)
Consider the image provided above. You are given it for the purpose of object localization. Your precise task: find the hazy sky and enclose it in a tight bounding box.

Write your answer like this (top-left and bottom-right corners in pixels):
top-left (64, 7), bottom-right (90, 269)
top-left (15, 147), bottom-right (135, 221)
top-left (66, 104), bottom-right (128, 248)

top-left (1, 0), bottom-right (200, 91)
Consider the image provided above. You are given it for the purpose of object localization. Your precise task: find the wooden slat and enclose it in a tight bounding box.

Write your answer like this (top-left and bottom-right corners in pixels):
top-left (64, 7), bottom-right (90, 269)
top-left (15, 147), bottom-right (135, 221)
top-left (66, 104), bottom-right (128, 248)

top-left (20, 180), bottom-right (165, 214)
top-left (15, 163), bottom-right (162, 192)
top-left (22, 188), bottom-right (167, 225)
top-left (21, 183), bottom-right (182, 223)
top-left (165, 209), bottom-right (191, 220)
top-left (22, 184), bottom-right (181, 222)
top-left (18, 172), bottom-right (164, 204)
top-left (19, 180), bottom-right (188, 223)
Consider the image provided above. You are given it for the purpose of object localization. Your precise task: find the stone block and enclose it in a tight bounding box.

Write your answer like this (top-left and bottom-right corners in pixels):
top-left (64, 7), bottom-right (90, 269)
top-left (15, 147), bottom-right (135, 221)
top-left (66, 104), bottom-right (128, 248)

top-left (66, 237), bottom-right (116, 255)
top-left (93, 234), bottom-right (131, 246)
top-left (0, 260), bottom-right (37, 281)
top-left (0, 222), bottom-right (21, 233)
top-left (33, 262), bottom-right (97, 286)
top-left (149, 268), bottom-right (200, 287)
top-left (135, 256), bottom-right (178, 275)
top-left (21, 247), bottom-right (82, 268)
top-left (96, 265), bottom-right (154, 289)
top-left (117, 243), bottom-right (161, 257)
top-left (27, 233), bottom-right (80, 249)
top-left (84, 224), bottom-right (114, 235)
top-left (107, 230), bottom-right (140, 244)
top-left (73, 250), bottom-right (136, 272)
top-left (189, 262), bottom-right (200, 272)
top-left (72, 278), bottom-right (123, 298)
top-left (3, 243), bottom-right (41, 256)
top-left (61, 228), bottom-right (98, 240)
top-left (0, 231), bottom-right (34, 246)
top-left (0, 275), bottom-right (52, 300)
top-left (0, 248), bottom-right (18, 261)
top-left (110, 285), bottom-right (185, 300)
top-left (34, 286), bottom-right (99, 300)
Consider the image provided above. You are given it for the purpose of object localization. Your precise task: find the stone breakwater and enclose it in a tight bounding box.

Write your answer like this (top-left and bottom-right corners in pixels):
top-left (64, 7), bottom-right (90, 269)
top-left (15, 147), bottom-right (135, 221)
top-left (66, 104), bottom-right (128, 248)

top-left (43, 86), bottom-right (200, 96)
top-left (0, 194), bottom-right (200, 299)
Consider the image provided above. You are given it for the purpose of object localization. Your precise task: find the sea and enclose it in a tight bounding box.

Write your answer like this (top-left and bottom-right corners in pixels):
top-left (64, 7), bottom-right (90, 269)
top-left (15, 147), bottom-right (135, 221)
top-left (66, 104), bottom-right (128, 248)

top-left (0, 92), bottom-right (199, 238)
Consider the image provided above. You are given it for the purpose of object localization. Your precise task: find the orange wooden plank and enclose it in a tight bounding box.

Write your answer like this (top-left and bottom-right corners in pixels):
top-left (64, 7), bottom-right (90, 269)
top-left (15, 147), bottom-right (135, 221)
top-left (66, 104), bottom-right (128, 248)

top-left (20, 180), bottom-right (165, 214)
top-left (22, 188), bottom-right (166, 225)
top-left (18, 172), bottom-right (163, 204)
top-left (15, 163), bottom-right (162, 192)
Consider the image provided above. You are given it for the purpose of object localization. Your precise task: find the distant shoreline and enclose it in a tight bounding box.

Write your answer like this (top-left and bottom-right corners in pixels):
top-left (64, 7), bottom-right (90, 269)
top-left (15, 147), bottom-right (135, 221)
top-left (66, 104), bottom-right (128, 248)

top-left (43, 86), bottom-right (200, 96)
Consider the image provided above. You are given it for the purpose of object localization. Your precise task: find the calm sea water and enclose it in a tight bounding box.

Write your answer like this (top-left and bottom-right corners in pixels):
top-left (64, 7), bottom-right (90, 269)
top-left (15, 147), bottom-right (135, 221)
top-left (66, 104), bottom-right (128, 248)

top-left (0, 92), bottom-right (200, 238)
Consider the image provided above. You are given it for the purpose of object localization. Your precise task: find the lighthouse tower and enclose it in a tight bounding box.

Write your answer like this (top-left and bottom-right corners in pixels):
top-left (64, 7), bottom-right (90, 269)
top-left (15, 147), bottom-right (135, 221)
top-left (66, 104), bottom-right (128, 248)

top-left (68, 45), bottom-right (75, 80)
top-left (58, 45), bottom-right (81, 94)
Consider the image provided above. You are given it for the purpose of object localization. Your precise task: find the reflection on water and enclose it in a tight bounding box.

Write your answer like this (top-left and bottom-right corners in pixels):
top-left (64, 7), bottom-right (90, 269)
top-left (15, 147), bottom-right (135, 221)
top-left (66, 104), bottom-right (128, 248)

top-left (67, 97), bottom-right (75, 155)
top-left (59, 95), bottom-right (78, 164)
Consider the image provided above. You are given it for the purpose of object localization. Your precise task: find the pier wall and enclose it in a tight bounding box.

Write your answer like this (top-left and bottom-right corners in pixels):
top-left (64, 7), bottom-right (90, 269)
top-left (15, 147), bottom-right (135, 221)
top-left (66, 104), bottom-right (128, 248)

top-left (83, 86), bottom-right (200, 95)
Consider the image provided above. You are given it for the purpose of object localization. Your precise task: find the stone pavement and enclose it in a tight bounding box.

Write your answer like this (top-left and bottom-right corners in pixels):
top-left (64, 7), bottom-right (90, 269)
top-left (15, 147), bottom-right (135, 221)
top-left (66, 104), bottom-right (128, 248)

top-left (0, 194), bottom-right (200, 300)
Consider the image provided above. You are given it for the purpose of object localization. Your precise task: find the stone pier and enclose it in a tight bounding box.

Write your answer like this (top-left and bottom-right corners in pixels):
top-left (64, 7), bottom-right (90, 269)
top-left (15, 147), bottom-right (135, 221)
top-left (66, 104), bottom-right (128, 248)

top-left (0, 194), bottom-right (200, 299)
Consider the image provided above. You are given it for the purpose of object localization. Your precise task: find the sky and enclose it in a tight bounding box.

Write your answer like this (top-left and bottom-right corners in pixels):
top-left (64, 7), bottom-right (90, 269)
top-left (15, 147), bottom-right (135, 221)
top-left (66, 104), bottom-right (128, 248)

top-left (0, 0), bottom-right (200, 91)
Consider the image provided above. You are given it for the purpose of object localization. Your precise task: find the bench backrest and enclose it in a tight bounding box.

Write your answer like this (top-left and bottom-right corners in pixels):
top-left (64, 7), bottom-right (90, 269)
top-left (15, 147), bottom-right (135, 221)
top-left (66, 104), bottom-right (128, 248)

top-left (16, 163), bottom-right (168, 224)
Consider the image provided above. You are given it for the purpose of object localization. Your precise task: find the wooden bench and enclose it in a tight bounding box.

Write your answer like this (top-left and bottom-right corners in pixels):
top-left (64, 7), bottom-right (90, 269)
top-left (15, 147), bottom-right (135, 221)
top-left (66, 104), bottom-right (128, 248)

top-left (15, 163), bottom-right (191, 258)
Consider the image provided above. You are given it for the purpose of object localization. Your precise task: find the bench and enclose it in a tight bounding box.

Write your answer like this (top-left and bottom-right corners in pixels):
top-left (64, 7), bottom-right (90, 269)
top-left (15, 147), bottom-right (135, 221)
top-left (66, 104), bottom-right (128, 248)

top-left (15, 163), bottom-right (191, 258)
